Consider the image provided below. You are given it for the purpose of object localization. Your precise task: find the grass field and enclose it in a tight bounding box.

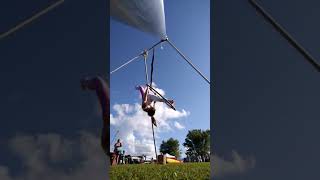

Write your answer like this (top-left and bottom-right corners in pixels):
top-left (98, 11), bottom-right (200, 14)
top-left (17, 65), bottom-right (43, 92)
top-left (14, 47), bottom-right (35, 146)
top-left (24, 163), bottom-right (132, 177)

top-left (109, 162), bottom-right (210, 180)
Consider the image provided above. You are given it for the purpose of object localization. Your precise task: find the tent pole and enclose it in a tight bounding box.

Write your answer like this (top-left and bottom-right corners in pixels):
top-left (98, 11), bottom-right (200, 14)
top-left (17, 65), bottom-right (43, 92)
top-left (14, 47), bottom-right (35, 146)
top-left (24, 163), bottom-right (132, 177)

top-left (166, 39), bottom-right (211, 84)
top-left (249, 0), bottom-right (320, 72)
top-left (0, 0), bottom-right (65, 40)
top-left (110, 40), bottom-right (164, 75)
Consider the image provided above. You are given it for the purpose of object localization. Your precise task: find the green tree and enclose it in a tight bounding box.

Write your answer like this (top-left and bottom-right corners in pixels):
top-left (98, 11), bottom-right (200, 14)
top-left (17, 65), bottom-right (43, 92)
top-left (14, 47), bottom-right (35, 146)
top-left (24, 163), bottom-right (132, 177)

top-left (183, 129), bottom-right (210, 162)
top-left (160, 138), bottom-right (181, 158)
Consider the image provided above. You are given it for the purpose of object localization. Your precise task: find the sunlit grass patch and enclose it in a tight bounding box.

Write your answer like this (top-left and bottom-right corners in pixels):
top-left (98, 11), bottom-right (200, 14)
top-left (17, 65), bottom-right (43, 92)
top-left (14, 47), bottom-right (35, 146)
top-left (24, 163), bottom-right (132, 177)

top-left (109, 162), bottom-right (210, 180)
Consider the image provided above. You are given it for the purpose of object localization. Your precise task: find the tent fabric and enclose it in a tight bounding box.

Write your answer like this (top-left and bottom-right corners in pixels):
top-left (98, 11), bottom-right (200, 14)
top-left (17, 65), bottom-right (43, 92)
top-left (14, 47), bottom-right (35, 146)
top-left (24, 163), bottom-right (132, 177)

top-left (165, 153), bottom-right (176, 158)
top-left (110, 0), bottom-right (167, 39)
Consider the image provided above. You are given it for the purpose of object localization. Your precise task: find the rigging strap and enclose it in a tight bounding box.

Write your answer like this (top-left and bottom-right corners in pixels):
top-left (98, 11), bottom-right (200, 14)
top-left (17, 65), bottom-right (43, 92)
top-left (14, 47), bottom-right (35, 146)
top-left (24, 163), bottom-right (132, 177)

top-left (151, 120), bottom-right (158, 160)
top-left (143, 50), bottom-right (149, 84)
top-left (150, 48), bottom-right (155, 86)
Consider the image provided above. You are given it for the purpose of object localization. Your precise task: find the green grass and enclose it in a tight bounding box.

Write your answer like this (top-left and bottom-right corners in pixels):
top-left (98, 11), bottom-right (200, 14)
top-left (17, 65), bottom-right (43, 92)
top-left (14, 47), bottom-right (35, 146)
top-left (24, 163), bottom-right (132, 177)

top-left (109, 162), bottom-right (210, 180)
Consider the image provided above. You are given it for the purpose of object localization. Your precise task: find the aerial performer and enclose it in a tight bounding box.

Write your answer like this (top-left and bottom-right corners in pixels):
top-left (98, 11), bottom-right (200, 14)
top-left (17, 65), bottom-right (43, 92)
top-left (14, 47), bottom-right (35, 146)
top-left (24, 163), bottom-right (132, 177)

top-left (136, 85), bottom-right (175, 127)
top-left (109, 0), bottom-right (210, 162)
top-left (80, 76), bottom-right (109, 155)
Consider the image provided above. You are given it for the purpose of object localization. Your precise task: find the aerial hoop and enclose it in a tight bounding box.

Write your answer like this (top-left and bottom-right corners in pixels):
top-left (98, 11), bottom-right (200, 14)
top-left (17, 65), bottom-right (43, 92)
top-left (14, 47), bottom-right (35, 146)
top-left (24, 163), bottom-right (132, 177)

top-left (146, 84), bottom-right (176, 111)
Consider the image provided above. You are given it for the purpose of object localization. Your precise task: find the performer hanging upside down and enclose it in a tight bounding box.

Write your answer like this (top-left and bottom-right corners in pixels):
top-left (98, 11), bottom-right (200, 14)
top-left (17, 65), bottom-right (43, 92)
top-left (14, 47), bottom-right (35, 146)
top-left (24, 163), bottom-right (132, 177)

top-left (80, 76), bottom-right (109, 155)
top-left (135, 85), bottom-right (175, 126)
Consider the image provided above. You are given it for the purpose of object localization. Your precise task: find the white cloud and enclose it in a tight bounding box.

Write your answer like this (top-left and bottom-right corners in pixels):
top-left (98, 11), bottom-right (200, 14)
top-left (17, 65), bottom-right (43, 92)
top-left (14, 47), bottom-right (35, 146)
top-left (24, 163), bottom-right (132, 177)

top-left (174, 121), bottom-right (185, 129)
top-left (212, 150), bottom-right (256, 178)
top-left (110, 86), bottom-right (190, 157)
top-left (110, 114), bottom-right (116, 125)
top-left (0, 132), bottom-right (108, 180)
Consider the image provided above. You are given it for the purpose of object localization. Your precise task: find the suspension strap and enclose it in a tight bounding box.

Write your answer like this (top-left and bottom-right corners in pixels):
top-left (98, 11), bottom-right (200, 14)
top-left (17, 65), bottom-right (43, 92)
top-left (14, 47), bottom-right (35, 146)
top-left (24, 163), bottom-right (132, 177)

top-left (151, 120), bottom-right (158, 160)
top-left (143, 50), bottom-right (149, 84)
top-left (150, 48), bottom-right (155, 86)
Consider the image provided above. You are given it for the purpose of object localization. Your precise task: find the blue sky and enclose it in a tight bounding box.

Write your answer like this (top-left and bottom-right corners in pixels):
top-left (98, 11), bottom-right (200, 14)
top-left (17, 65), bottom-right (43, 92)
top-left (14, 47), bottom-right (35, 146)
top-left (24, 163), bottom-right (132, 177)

top-left (110, 0), bottom-right (210, 158)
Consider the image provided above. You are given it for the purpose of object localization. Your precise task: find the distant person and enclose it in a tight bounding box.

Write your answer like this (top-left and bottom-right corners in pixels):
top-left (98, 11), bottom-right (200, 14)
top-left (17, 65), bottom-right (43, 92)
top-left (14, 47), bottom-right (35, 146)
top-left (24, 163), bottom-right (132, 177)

top-left (114, 139), bottom-right (122, 164)
top-left (118, 150), bottom-right (125, 164)
top-left (135, 85), bottom-right (174, 126)
top-left (120, 150), bottom-right (126, 164)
